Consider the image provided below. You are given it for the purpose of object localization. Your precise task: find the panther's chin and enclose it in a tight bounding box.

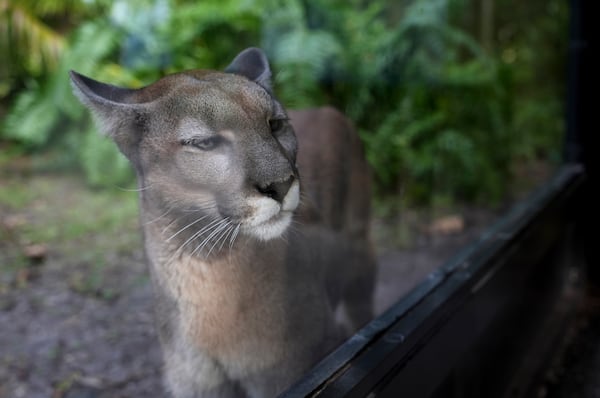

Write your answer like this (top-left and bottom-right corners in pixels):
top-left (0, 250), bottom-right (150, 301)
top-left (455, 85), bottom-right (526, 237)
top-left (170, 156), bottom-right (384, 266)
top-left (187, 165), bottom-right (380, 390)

top-left (242, 211), bottom-right (293, 241)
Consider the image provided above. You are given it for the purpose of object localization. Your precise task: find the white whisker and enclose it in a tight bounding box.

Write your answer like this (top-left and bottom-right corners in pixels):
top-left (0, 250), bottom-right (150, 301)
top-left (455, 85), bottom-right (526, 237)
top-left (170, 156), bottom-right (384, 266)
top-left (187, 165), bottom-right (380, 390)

top-left (164, 217), bottom-right (220, 265)
top-left (192, 218), bottom-right (230, 257)
top-left (165, 215), bottom-right (210, 242)
top-left (206, 220), bottom-right (233, 257)
top-left (144, 207), bottom-right (174, 226)
top-left (229, 224), bottom-right (241, 249)
top-left (161, 216), bottom-right (181, 235)
top-left (160, 204), bottom-right (217, 235)
top-left (177, 217), bottom-right (222, 253)
top-left (218, 224), bottom-right (235, 253)
top-left (181, 203), bottom-right (219, 213)
top-left (116, 183), bottom-right (154, 192)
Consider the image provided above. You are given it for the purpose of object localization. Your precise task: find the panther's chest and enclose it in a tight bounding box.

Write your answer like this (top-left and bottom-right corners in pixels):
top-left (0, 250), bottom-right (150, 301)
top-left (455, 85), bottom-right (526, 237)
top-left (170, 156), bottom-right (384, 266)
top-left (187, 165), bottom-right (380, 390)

top-left (162, 248), bottom-right (290, 366)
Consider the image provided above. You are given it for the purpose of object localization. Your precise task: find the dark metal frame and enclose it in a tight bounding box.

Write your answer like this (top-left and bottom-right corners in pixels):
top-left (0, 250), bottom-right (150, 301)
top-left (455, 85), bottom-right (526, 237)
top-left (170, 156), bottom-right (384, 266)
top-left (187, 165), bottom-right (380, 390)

top-left (280, 0), bottom-right (596, 396)
top-left (282, 165), bottom-right (585, 398)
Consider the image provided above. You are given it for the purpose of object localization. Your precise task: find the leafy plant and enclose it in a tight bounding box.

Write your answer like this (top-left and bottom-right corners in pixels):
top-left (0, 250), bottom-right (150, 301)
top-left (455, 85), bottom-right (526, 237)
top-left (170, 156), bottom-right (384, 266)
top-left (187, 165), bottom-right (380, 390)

top-left (261, 0), bottom-right (514, 204)
top-left (0, 0), bottom-right (103, 99)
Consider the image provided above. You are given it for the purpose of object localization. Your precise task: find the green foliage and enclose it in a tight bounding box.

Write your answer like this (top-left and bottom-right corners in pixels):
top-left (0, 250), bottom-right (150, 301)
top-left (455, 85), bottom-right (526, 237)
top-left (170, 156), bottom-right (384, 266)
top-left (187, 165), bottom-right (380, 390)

top-left (79, 126), bottom-right (134, 188)
top-left (2, 19), bottom-right (132, 187)
top-left (3, 21), bottom-right (119, 144)
top-left (261, 0), bottom-right (517, 204)
top-left (495, 0), bottom-right (568, 164)
top-left (1, 0), bottom-right (567, 202)
top-left (0, 0), bottom-right (103, 98)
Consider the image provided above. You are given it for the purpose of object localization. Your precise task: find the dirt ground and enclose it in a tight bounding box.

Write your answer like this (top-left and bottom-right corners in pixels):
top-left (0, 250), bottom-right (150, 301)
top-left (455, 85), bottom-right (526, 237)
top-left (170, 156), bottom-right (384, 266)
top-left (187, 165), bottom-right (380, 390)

top-left (0, 173), bottom-right (498, 398)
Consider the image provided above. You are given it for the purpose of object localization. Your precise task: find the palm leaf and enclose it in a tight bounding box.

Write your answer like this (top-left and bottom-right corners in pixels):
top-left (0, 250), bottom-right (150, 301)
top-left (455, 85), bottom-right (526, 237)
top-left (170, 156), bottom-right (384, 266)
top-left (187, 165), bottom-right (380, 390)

top-left (0, 1), bottom-right (66, 75)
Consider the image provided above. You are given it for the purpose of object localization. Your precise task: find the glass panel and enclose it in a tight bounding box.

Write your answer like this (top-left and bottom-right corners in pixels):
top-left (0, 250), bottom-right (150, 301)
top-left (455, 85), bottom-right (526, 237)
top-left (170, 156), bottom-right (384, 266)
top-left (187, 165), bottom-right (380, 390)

top-left (371, 0), bottom-right (568, 314)
top-left (0, 0), bottom-right (567, 396)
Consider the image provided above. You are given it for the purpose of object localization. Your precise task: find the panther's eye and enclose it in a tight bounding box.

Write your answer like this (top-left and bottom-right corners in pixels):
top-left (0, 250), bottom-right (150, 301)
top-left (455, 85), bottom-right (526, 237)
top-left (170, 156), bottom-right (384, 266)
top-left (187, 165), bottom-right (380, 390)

top-left (268, 119), bottom-right (286, 133)
top-left (181, 136), bottom-right (223, 151)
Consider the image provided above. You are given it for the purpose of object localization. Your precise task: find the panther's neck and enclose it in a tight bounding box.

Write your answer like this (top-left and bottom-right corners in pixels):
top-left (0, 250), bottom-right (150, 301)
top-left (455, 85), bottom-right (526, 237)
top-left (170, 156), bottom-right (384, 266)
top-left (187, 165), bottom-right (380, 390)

top-left (142, 206), bottom-right (292, 361)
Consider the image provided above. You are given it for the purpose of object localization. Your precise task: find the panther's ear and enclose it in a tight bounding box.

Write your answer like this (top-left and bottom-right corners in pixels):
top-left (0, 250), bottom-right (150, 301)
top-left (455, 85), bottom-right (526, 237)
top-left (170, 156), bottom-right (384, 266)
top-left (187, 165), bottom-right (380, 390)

top-left (69, 71), bottom-right (147, 158)
top-left (225, 47), bottom-right (272, 93)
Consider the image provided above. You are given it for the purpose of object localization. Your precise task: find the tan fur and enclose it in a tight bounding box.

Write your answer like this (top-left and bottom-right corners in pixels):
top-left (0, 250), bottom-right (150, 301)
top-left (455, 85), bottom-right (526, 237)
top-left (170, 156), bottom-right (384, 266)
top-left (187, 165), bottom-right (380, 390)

top-left (70, 48), bottom-right (375, 398)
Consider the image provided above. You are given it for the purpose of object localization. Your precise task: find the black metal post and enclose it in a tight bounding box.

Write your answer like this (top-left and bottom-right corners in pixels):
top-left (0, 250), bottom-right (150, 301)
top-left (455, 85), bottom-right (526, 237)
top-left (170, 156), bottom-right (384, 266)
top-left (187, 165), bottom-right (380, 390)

top-left (566, 0), bottom-right (599, 285)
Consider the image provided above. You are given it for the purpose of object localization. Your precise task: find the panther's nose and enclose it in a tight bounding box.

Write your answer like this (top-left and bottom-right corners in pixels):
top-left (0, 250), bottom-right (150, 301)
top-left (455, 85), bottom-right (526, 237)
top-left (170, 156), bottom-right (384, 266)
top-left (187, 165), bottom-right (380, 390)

top-left (256, 175), bottom-right (295, 203)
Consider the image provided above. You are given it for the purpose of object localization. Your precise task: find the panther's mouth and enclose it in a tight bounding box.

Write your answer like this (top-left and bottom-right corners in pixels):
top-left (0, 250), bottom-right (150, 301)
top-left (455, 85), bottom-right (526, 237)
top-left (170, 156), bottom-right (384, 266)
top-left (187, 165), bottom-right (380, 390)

top-left (245, 210), bottom-right (294, 241)
top-left (241, 180), bottom-right (299, 241)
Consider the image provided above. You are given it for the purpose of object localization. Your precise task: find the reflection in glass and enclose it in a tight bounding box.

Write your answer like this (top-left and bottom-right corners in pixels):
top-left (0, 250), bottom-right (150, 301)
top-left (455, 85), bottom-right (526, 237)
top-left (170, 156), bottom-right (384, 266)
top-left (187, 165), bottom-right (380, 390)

top-left (0, 0), bottom-right (567, 396)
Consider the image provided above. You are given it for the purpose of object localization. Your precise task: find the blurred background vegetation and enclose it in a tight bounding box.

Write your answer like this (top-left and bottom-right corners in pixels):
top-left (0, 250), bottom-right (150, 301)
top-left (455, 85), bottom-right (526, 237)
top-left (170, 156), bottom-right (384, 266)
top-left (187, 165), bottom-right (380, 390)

top-left (0, 0), bottom-right (568, 207)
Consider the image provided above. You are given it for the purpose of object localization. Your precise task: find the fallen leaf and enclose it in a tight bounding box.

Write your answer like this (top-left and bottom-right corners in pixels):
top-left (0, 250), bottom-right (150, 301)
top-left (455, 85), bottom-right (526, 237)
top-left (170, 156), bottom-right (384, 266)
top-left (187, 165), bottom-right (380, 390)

top-left (429, 215), bottom-right (465, 235)
top-left (3, 214), bottom-right (27, 229)
top-left (24, 244), bottom-right (48, 262)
